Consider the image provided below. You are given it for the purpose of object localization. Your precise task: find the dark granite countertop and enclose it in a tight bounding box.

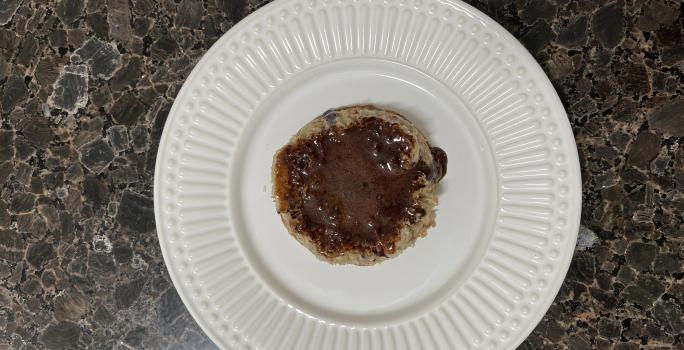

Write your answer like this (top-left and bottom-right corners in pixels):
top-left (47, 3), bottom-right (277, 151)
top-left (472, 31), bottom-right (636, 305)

top-left (0, 0), bottom-right (682, 349)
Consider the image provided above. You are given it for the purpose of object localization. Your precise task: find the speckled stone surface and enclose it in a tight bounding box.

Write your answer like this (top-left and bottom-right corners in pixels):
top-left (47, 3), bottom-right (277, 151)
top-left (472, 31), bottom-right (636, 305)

top-left (0, 0), bottom-right (682, 349)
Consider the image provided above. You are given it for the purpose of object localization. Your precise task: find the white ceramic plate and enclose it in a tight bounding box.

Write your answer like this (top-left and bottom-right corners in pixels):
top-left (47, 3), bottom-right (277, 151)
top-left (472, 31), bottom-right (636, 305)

top-left (154, 0), bottom-right (581, 348)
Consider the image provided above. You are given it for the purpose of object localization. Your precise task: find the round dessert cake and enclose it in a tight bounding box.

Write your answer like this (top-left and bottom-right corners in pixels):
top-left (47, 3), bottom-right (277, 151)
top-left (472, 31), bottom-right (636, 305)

top-left (272, 105), bottom-right (448, 265)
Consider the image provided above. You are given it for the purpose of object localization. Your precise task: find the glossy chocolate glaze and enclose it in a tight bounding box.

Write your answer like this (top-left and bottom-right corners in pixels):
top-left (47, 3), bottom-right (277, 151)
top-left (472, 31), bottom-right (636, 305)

top-left (274, 117), bottom-right (447, 258)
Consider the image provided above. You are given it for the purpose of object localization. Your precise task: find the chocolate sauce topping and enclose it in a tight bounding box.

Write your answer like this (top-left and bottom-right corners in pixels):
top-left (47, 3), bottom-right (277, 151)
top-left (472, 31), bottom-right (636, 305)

top-left (274, 117), bottom-right (447, 257)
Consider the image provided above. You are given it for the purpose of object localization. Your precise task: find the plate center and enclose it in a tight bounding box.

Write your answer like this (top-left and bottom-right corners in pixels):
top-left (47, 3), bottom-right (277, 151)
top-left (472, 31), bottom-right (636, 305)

top-left (232, 58), bottom-right (497, 325)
